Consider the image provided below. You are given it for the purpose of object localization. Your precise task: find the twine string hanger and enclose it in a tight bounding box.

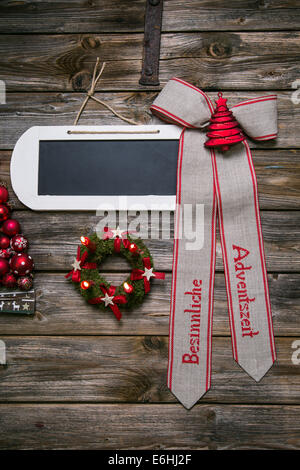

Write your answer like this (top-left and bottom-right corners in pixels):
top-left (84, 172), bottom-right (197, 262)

top-left (71, 57), bottom-right (148, 131)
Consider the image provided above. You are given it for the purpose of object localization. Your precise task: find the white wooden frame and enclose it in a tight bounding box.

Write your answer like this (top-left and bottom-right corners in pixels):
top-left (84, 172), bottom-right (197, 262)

top-left (11, 125), bottom-right (181, 211)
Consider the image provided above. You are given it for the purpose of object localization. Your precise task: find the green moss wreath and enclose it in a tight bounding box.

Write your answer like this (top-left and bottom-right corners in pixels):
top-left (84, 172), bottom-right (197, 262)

top-left (65, 228), bottom-right (165, 320)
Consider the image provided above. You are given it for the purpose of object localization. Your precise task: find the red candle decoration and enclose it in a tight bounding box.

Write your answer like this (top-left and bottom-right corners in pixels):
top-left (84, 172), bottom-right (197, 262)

top-left (2, 218), bottom-right (21, 237)
top-left (129, 242), bottom-right (138, 254)
top-left (80, 236), bottom-right (96, 252)
top-left (80, 280), bottom-right (93, 290)
top-left (0, 204), bottom-right (10, 222)
top-left (123, 282), bottom-right (134, 294)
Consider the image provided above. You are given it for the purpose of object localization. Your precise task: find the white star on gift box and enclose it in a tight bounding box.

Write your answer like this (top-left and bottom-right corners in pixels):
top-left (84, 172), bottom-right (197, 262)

top-left (101, 293), bottom-right (115, 307)
top-left (71, 258), bottom-right (82, 271)
top-left (142, 267), bottom-right (155, 281)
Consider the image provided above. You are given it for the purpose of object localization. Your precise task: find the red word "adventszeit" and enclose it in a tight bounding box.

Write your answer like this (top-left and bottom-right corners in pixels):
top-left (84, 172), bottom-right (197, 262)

top-left (233, 245), bottom-right (259, 338)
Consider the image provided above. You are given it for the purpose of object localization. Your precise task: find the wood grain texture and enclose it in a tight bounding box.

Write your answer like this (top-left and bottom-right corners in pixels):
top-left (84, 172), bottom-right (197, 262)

top-left (0, 32), bottom-right (299, 91)
top-left (5, 211), bottom-right (299, 273)
top-left (2, 149), bottom-right (300, 210)
top-left (0, 1), bottom-right (299, 33)
top-left (0, 272), bottom-right (298, 336)
top-left (0, 403), bottom-right (299, 450)
top-left (0, 336), bottom-right (299, 404)
top-left (1, 91), bottom-right (298, 149)
top-left (1, 0), bottom-right (300, 452)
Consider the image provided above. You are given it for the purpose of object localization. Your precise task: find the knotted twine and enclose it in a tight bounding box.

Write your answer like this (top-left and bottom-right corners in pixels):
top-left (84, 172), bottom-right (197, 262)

top-left (73, 58), bottom-right (139, 126)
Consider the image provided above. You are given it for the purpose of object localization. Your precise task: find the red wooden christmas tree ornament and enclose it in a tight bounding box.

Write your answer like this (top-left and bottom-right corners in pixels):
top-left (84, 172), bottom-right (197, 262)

top-left (205, 92), bottom-right (246, 152)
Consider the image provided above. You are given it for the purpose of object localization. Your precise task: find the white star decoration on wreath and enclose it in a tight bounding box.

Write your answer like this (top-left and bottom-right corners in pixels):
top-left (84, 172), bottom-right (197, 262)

top-left (71, 258), bottom-right (82, 271)
top-left (111, 226), bottom-right (124, 238)
top-left (142, 267), bottom-right (155, 281)
top-left (101, 293), bottom-right (115, 307)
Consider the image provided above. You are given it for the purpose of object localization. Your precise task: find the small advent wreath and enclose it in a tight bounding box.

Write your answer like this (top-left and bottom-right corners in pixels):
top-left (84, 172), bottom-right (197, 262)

top-left (66, 227), bottom-right (165, 320)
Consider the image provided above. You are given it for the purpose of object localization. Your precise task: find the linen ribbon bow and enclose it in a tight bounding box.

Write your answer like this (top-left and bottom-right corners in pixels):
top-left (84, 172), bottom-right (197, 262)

top-left (150, 77), bottom-right (277, 409)
top-left (88, 284), bottom-right (127, 321)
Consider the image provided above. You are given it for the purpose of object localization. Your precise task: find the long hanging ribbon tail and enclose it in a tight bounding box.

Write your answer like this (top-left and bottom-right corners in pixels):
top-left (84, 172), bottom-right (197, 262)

top-left (167, 129), bottom-right (217, 409)
top-left (151, 78), bottom-right (277, 408)
top-left (211, 142), bottom-right (276, 380)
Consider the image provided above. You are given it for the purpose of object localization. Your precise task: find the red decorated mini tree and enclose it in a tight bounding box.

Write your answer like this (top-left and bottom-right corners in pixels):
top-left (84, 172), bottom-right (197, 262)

top-left (0, 183), bottom-right (34, 290)
top-left (205, 92), bottom-right (245, 152)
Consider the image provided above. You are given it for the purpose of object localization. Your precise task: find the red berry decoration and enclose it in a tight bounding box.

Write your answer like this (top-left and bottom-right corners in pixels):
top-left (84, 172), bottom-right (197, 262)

top-left (0, 234), bottom-right (10, 249)
top-left (17, 275), bottom-right (33, 291)
top-left (10, 234), bottom-right (28, 252)
top-left (2, 273), bottom-right (17, 288)
top-left (10, 253), bottom-right (34, 276)
top-left (2, 219), bottom-right (21, 237)
top-left (0, 185), bottom-right (9, 204)
top-left (0, 258), bottom-right (9, 276)
top-left (0, 248), bottom-right (13, 259)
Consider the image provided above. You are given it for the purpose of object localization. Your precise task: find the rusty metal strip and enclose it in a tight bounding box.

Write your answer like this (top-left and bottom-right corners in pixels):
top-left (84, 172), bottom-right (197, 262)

top-left (139, 0), bottom-right (164, 86)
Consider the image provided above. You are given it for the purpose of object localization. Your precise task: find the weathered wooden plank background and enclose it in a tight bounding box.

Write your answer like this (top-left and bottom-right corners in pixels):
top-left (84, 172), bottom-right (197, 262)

top-left (0, 0), bottom-right (299, 450)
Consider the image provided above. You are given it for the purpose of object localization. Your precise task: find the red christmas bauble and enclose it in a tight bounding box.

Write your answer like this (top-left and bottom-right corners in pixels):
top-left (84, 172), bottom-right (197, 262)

top-left (2, 219), bottom-right (21, 237)
top-left (10, 253), bottom-right (34, 276)
top-left (0, 185), bottom-right (9, 204)
top-left (0, 234), bottom-right (10, 249)
top-left (0, 248), bottom-right (13, 259)
top-left (17, 275), bottom-right (33, 291)
top-left (10, 234), bottom-right (28, 252)
top-left (0, 204), bottom-right (10, 222)
top-left (0, 258), bottom-right (10, 276)
top-left (2, 272), bottom-right (17, 288)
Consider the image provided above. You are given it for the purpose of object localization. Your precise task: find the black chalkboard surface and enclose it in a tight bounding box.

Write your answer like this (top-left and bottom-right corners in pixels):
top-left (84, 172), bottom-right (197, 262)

top-left (38, 140), bottom-right (179, 196)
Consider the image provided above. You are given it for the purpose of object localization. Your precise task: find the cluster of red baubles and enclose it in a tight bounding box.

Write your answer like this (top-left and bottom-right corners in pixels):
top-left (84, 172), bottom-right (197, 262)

top-left (0, 184), bottom-right (34, 290)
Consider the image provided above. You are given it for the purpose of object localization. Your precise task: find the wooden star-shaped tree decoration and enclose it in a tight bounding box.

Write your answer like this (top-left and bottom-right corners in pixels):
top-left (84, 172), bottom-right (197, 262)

top-left (101, 292), bottom-right (115, 307)
top-left (111, 226), bottom-right (124, 238)
top-left (71, 258), bottom-right (82, 271)
top-left (142, 267), bottom-right (155, 281)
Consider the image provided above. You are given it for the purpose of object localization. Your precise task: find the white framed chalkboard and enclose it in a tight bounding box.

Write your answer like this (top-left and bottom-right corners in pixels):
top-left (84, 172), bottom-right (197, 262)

top-left (11, 125), bottom-right (181, 211)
